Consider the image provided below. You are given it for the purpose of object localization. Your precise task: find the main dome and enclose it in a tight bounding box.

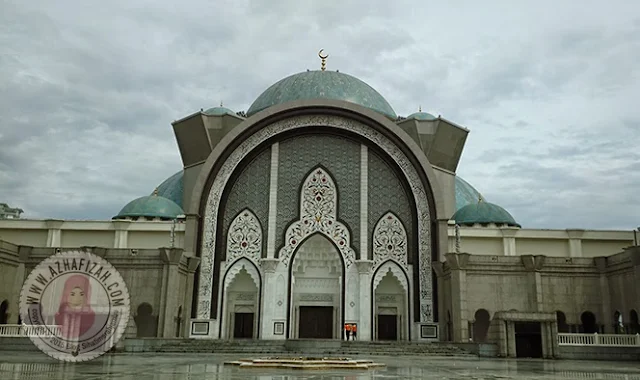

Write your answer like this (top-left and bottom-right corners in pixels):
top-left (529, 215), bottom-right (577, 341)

top-left (246, 70), bottom-right (397, 120)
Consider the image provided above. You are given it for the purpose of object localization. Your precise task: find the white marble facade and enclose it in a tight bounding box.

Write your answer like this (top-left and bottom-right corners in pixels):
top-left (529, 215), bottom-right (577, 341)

top-left (191, 115), bottom-right (437, 341)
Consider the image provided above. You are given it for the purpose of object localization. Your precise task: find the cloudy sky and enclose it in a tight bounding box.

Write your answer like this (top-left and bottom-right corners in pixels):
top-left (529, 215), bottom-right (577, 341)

top-left (1, 0), bottom-right (638, 230)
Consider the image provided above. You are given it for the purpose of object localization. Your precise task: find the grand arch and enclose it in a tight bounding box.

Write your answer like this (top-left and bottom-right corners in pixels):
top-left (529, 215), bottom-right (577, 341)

top-left (193, 102), bottom-right (441, 326)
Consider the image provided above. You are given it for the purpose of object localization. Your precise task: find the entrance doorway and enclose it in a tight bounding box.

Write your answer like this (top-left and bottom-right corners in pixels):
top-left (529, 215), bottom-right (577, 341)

top-left (514, 322), bottom-right (543, 358)
top-left (299, 306), bottom-right (333, 339)
top-left (233, 313), bottom-right (254, 338)
top-left (377, 315), bottom-right (398, 340)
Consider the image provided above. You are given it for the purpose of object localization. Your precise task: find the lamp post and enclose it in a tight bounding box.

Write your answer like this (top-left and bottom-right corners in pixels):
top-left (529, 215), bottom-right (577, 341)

top-left (635, 227), bottom-right (639, 246)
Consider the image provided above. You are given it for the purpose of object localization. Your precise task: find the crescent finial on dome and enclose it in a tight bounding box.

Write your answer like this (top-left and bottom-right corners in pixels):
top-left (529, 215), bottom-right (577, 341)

top-left (318, 49), bottom-right (328, 71)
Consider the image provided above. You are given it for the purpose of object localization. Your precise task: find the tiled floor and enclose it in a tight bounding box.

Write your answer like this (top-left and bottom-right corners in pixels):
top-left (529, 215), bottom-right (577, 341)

top-left (1, 352), bottom-right (639, 380)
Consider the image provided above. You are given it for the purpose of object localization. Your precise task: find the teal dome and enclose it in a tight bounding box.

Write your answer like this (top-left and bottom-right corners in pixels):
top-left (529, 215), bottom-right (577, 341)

top-left (455, 176), bottom-right (486, 211)
top-left (452, 200), bottom-right (520, 227)
top-left (154, 171), bottom-right (183, 207)
top-left (203, 106), bottom-right (235, 117)
top-left (406, 111), bottom-right (437, 121)
top-left (114, 193), bottom-right (184, 220)
top-left (247, 70), bottom-right (397, 120)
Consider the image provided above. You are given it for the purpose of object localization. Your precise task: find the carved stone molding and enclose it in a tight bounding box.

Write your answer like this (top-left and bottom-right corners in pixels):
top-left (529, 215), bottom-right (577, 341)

top-left (356, 260), bottom-right (374, 274)
top-left (299, 294), bottom-right (334, 302)
top-left (198, 114), bottom-right (433, 321)
top-left (227, 209), bottom-right (262, 264)
top-left (260, 258), bottom-right (279, 273)
top-left (372, 261), bottom-right (408, 293)
top-left (223, 258), bottom-right (260, 293)
top-left (372, 212), bottom-right (408, 270)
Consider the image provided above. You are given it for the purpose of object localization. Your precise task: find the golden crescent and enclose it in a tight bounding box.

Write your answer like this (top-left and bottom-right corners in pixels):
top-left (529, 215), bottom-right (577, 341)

top-left (318, 49), bottom-right (329, 59)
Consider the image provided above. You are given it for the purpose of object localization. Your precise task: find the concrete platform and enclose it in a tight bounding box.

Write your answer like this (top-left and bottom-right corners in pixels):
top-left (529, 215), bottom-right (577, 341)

top-left (1, 352), bottom-right (640, 380)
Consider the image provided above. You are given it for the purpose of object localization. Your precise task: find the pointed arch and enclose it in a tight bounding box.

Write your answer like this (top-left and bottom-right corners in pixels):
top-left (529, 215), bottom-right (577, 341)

top-left (226, 208), bottom-right (262, 264)
top-left (223, 257), bottom-right (261, 293)
top-left (372, 260), bottom-right (409, 292)
top-left (372, 212), bottom-right (408, 270)
top-left (279, 167), bottom-right (356, 269)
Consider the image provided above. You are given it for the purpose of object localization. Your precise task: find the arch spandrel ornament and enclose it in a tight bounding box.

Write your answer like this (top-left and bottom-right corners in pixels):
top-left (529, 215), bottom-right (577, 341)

top-left (373, 212), bottom-right (408, 270)
top-left (199, 114), bottom-right (433, 322)
top-left (226, 209), bottom-right (262, 264)
top-left (279, 167), bottom-right (355, 268)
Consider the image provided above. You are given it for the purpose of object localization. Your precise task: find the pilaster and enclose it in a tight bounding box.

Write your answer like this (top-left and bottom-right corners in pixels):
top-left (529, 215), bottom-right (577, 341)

top-left (445, 252), bottom-right (469, 342)
top-left (183, 256), bottom-right (200, 337)
top-left (266, 143), bottom-right (279, 258)
top-left (500, 227), bottom-right (518, 256)
top-left (160, 248), bottom-right (183, 337)
top-left (521, 255), bottom-right (545, 311)
top-left (566, 229), bottom-right (585, 257)
top-left (112, 220), bottom-right (131, 248)
top-left (594, 256), bottom-right (611, 331)
top-left (45, 219), bottom-right (64, 247)
top-left (259, 258), bottom-right (283, 339)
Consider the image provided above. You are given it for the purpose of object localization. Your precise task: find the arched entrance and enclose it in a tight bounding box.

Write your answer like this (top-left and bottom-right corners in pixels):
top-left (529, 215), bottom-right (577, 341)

top-left (581, 311), bottom-right (597, 333)
top-left (473, 309), bottom-right (490, 342)
top-left (221, 258), bottom-right (261, 339)
top-left (372, 261), bottom-right (409, 341)
top-left (290, 234), bottom-right (342, 339)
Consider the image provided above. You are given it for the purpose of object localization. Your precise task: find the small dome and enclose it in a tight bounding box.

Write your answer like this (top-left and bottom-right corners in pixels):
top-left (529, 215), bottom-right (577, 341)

top-left (406, 111), bottom-right (437, 121)
top-left (203, 106), bottom-right (235, 117)
top-left (114, 192), bottom-right (184, 220)
top-left (452, 199), bottom-right (520, 227)
top-left (455, 176), bottom-right (486, 211)
top-left (247, 70), bottom-right (397, 120)
top-left (154, 171), bottom-right (183, 207)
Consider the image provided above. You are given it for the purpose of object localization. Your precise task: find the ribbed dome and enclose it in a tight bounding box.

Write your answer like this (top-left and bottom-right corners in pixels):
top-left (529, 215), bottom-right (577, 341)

top-left (455, 176), bottom-right (486, 211)
top-left (154, 171), bottom-right (183, 207)
top-left (247, 70), bottom-right (397, 120)
top-left (406, 111), bottom-right (437, 121)
top-left (114, 192), bottom-right (183, 220)
top-left (203, 106), bottom-right (235, 117)
top-left (452, 199), bottom-right (520, 227)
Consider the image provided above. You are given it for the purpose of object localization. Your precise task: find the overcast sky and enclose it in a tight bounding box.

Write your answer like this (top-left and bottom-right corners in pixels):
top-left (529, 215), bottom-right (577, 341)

top-left (1, 0), bottom-right (639, 230)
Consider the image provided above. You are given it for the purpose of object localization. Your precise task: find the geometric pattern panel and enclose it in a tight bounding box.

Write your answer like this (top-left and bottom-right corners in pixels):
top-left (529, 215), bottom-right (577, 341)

top-left (277, 134), bottom-right (360, 258)
top-left (226, 209), bottom-right (262, 265)
top-left (222, 147), bottom-right (271, 258)
top-left (368, 151), bottom-right (414, 263)
top-left (200, 114), bottom-right (432, 322)
top-left (279, 167), bottom-right (356, 269)
top-left (373, 212), bottom-right (408, 270)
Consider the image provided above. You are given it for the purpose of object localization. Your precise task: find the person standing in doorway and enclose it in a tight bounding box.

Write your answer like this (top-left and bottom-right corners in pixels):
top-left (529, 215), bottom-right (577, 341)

top-left (352, 324), bottom-right (357, 340)
top-left (345, 323), bottom-right (352, 340)
top-left (344, 323), bottom-right (349, 340)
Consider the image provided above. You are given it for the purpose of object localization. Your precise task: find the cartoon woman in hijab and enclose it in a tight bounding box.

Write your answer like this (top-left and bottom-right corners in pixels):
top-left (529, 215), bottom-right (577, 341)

top-left (55, 274), bottom-right (95, 340)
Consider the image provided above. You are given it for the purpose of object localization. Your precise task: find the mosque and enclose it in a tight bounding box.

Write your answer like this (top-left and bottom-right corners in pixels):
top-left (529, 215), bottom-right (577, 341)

top-left (0, 52), bottom-right (638, 358)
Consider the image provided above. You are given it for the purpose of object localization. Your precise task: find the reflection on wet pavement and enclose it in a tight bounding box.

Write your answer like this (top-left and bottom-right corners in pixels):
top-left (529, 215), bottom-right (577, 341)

top-left (1, 352), bottom-right (640, 380)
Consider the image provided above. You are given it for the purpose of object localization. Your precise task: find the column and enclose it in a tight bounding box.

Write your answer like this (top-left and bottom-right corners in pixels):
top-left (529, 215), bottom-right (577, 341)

top-left (12, 246), bottom-right (32, 323)
top-left (594, 257), bottom-right (611, 332)
top-left (266, 143), bottom-right (279, 258)
top-left (182, 257), bottom-right (201, 337)
top-left (356, 260), bottom-right (373, 341)
top-left (506, 321), bottom-right (517, 357)
top-left (566, 229), bottom-right (585, 257)
top-left (259, 259), bottom-right (282, 339)
top-left (45, 219), bottom-right (64, 247)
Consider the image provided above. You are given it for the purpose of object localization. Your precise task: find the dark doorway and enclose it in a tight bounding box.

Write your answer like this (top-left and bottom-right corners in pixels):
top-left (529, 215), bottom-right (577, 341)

top-left (233, 313), bottom-right (254, 338)
top-left (556, 311), bottom-right (569, 333)
top-left (514, 322), bottom-right (543, 358)
top-left (377, 315), bottom-right (398, 340)
top-left (0, 300), bottom-right (8, 324)
top-left (630, 310), bottom-right (639, 334)
top-left (473, 309), bottom-right (491, 342)
top-left (581, 311), bottom-right (597, 333)
top-left (135, 302), bottom-right (159, 337)
top-left (298, 306), bottom-right (333, 339)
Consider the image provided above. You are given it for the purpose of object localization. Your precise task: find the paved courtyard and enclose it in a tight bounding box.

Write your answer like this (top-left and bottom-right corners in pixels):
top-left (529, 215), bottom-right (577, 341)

top-left (1, 352), bottom-right (639, 380)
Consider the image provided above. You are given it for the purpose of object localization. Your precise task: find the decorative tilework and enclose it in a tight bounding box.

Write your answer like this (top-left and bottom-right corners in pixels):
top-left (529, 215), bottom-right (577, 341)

top-left (276, 135), bottom-right (360, 257)
top-left (226, 209), bottom-right (262, 264)
top-left (199, 114), bottom-right (432, 322)
top-left (279, 167), bottom-right (355, 269)
top-left (372, 212), bottom-right (408, 270)
top-left (222, 148), bottom-right (271, 258)
top-left (368, 152), bottom-right (414, 263)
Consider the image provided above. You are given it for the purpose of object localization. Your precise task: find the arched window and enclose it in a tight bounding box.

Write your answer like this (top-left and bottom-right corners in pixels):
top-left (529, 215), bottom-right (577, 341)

top-left (556, 311), bottom-right (569, 333)
top-left (473, 309), bottom-right (491, 343)
top-left (580, 311), bottom-right (597, 333)
top-left (134, 302), bottom-right (158, 337)
top-left (613, 311), bottom-right (624, 334)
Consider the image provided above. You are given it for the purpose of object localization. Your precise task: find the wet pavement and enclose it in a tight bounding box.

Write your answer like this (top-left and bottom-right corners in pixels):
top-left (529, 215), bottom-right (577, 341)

top-left (1, 352), bottom-right (639, 380)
